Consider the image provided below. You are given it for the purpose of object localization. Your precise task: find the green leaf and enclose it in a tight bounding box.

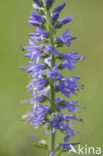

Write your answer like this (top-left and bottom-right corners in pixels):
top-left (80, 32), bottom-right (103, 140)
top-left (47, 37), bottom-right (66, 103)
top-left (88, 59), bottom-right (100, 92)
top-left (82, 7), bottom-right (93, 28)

top-left (34, 140), bottom-right (48, 150)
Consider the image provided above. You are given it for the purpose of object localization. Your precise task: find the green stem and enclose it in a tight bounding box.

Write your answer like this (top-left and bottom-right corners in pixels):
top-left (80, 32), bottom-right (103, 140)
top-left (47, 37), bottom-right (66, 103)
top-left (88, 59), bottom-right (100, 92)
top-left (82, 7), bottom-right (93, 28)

top-left (43, 0), bottom-right (56, 154)
top-left (48, 11), bottom-right (55, 155)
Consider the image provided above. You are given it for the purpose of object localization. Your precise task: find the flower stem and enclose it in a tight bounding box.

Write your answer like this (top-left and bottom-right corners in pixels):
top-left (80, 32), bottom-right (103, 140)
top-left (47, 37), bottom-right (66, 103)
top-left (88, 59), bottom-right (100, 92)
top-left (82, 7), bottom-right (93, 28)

top-left (43, 0), bottom-right (56, 153)
top-left (49, 12), bottom-right (56, 155)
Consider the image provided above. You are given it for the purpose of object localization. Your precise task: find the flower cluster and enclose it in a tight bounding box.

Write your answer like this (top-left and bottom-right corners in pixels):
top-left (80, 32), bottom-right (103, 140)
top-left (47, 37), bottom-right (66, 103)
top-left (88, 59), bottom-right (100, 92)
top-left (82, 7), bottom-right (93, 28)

top-left (21, 0), bottom-right (85, 155)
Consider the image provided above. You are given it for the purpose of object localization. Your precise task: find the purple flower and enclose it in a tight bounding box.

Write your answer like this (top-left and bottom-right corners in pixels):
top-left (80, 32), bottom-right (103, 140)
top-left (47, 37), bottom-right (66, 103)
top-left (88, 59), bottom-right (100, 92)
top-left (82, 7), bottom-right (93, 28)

top-left (49, 152), bottom-right (55, 156)
top-left (58, 100), bottom-right (85, 112)
top-left (32, 3), bottom-right (42, 11)
top-left (28, 28), bottom-right (49, 43)
top-left (54, 49), bottom-right (85, 62)
top-left (57, 29), bottom-right (76, 46)
top-left (60, 142), bottom-right (80, 150)
top-left (37, 28), bottom-right (49, 37)
top-left (28, 78), bottom-right (48, 92)
top-left (61, 60), bottom-right (76, 70)
top-left (31, 12), bottom-right (44, 22)
top-left (23, 46), bottom-right (43, 62)
top-left (56, 76), bottom-right (81, 98)
top-left (28, 20), bottom-right (41, 27)
top-left (27, 104), bottom-right (50, 128)
top-left (59, 16), bottom-right (73, 25)
top-left (20, 66), bottom-right (26, 70)
top-left (54, 3), bottom-right (66, 13)
top-left (26, 62), bottom-right (45, 74)
top-left (45, 46), bottom-right (54, 54)
top-left (51, 12), bottom-right (59, 22)
top-left (47, 67), bottom-right (63, 80)
top-left (50, 112), bottom-right (82, 142)
top-left (33, 0), bottom-right (41, 4)
top-left (22, 89), bottom-right (50, 104)
top-left (46, 0), bottom-right (53, 8)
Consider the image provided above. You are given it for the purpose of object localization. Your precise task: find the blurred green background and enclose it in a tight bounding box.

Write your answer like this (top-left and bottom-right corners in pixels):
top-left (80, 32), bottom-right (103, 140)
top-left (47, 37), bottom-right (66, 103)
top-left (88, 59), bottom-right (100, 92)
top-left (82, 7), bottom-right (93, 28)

top-left (0, 0), bottom-right (103, 156)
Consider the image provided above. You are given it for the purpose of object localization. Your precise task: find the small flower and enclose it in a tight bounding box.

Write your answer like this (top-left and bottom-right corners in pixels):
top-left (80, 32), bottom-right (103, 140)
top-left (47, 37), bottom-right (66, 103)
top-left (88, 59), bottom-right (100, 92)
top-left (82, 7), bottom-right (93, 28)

top-left (59, 16), bottom-right (73, 25)
top-left (46, 0), bottom-right (53, 8)
top-left (57, 29), bottom-right (76, 47)
top-left (28, 104), bottom-right (50, 128)
top-left (61, 60), bottom-right (76, 70)
top-left (33, 0), bottom-right (41, 4)
top-left (28, 20), bottom-right (41, 27)
top-left (31, 12), bottom-right (44, 22)
top-left (51, 12), bottom-right (59, 22)
top-left (26, 62), bottom-right (45, 74)
top-left (29, 28), bottom-right (49, 43)
top-left (56, 76), bottom-right (81, 98)
top-left (54, 3), bottom-right (66, 13)
top-left (60, 142), bottom-right (80, 150)
top-left (49, 152), bottom-right (55, 156)
top-left (32, 3), bottom-right (42, 11)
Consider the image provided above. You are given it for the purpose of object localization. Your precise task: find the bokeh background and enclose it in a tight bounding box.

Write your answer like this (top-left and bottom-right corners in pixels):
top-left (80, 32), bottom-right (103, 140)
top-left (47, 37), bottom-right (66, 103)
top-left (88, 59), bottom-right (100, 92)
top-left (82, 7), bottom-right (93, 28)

top-left (0, 0), bottom-right (103, 156)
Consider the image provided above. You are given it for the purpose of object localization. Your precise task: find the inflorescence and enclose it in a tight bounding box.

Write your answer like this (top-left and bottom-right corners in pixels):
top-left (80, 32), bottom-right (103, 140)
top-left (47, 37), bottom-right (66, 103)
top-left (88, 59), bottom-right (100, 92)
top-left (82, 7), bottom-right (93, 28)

top-left (20, 0), bottom-right (85, 155)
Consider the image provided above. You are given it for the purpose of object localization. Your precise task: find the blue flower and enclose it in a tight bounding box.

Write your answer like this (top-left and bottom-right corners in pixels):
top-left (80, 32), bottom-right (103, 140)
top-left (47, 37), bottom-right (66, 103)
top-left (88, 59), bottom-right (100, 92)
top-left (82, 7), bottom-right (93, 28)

top-left (32, 3), bottom-right (42, 12)
top-left (54, 50), bottom-right (85, 62)
top-left (55, 75), bottom-right (81, 98)
top-left (28, 20), bottom-right (41, 27)
top-left (54, 3), bottom-right (66, 13)
top-left (51, 12), bottom-right (59, 22)
top-left (56, 98), bottom-right (85, 112)
top-left (31, 12), bottom-right (44, 22)
top-left (57, 29), bottom-right (76, 47)
top-left (60, 142), bottom-right (80, 150)
top-left (22, 43), bottom-right (44, 61)
top-left (33, 0), bottom-right (41, 4)
top-left (46, 0), bottom-right (53, 8)
top-left (28, 104), bottom-right (50, 128)
top-left (29, 28), bottom-right (49, 43)
top-left (26, 62), bottom-right (45, 74)
top-left (61, 60), bottom-right (76, 70)
top-left (50, 112), bottom-right (82, 142)
top-left (59, 16), bottom-right (73, 25)
top-left (49, 152), bottom-right (55, 156)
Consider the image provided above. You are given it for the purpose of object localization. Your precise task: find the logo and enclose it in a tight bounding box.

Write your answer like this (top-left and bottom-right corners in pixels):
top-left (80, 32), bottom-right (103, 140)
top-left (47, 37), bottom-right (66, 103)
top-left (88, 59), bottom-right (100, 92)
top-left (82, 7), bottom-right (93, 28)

top-left (69, 144), bottom-right (102, 155)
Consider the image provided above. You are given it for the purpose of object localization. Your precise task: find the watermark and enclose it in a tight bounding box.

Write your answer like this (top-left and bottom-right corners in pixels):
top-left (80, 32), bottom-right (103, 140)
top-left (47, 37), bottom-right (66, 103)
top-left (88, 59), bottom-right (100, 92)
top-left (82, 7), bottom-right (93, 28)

top-left (69, 144), bottom-right (102, 155)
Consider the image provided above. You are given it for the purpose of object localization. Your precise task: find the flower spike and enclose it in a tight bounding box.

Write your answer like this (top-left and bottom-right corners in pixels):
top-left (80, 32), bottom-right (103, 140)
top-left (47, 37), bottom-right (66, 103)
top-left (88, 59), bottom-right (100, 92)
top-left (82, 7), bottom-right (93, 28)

top-left (20, 0), bottom-right (85, 155)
